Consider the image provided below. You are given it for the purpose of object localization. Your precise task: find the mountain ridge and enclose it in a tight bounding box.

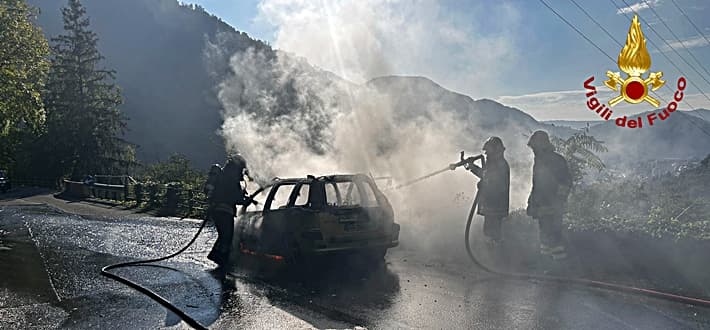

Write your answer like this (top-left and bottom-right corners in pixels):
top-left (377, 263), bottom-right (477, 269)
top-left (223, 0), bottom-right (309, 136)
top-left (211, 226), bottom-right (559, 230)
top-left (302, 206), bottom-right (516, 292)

top-left (27, 0), bottom-right (710, 168)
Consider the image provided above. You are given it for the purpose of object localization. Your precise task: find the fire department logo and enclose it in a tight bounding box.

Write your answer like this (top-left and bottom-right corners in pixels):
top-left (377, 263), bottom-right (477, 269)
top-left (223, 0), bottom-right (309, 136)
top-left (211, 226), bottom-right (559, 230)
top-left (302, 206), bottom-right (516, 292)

top-left (604, 15), bottom-right (664, 107)
top-left (581, 14), bottom-right (687, 128)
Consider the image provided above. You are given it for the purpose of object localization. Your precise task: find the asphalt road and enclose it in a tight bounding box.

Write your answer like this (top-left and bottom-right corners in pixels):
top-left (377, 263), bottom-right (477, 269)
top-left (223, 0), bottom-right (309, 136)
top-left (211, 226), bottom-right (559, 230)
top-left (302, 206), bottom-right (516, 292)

top-left (1, 195), bottom-right (710, 329)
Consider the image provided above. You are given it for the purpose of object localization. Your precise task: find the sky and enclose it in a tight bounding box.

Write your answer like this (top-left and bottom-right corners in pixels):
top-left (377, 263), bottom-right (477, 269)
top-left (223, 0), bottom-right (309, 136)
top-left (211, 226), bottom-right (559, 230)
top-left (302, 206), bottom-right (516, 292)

top-left (181, 0), bottom-right (710, 121)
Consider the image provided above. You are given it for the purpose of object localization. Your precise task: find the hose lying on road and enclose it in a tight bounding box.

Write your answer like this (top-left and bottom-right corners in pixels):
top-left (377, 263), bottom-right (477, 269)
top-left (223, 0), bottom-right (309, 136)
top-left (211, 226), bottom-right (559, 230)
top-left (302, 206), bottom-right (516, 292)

top-left (463, 190), bottom-right (710, 309)
top-left (101, 217), bottom-right (209, 330)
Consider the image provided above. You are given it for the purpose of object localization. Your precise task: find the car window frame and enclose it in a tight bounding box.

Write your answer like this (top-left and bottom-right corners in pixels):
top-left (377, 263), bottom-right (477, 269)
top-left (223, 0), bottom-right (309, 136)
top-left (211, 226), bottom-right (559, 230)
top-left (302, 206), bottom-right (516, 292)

top-left (264, 182), bottom-right (316, 212)
top-left (264, 182), bottom-right (298, 211)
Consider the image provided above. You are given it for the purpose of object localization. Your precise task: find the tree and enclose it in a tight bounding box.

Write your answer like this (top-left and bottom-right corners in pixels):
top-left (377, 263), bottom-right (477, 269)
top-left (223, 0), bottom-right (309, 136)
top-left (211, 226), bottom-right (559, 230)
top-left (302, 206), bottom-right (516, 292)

top-left (551, 131), bottom-right (607, 184)
top-left (0, 0), bottom-right (50, 169)
top-left (39, 0), bottom-right (133, 179)
top-left (142, 154), bottom-right (205, 186)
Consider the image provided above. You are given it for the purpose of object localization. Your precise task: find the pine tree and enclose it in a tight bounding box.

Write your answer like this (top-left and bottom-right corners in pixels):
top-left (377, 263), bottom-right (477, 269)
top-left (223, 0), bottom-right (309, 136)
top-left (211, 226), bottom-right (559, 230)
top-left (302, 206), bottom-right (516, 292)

top-left (0, 0), bottom-right (50, 169)
top-left (41, 0), bottom-right (134, 180)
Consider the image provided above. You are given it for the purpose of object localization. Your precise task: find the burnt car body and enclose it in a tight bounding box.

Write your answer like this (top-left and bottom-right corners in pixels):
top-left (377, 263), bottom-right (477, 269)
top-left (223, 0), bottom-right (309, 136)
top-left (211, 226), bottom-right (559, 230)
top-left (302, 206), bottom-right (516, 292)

top-left (0, 170), bottom-right (9, 193)
top-left (235, 174), bottom-right (399, 264)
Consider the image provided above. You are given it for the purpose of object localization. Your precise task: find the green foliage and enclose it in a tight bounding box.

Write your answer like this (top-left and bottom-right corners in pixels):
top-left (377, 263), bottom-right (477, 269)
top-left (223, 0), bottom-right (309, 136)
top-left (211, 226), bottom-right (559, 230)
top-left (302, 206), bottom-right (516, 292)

top-left (551, 131), bottom-right (607, 184)
top-left (31, 0), bottom-right (134, 180)
top-left (563, 166), bottom-right (710, 241)
top-left (140, 154), bottom-right (206, 188)
top-left (0, 0), bottom-right (50, 169)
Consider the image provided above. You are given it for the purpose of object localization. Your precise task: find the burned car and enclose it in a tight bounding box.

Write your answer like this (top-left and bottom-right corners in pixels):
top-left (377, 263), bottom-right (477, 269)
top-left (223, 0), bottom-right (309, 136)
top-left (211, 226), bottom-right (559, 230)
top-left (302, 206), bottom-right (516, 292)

top-left (235, 174), bottom-right (399, 264)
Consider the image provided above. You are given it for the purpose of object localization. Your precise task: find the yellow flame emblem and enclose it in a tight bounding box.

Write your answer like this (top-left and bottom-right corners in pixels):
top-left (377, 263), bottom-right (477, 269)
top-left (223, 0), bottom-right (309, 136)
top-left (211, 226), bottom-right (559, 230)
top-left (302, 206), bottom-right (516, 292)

top-left (604, 15), bottom-right (665, 107)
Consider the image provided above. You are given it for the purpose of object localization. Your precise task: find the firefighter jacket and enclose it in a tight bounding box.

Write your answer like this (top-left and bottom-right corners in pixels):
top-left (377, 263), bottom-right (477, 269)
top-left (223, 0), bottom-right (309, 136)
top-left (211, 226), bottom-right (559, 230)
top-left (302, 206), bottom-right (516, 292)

top-left (211, 176), bottom-right (247, 216)
top-left (526, 150), bottom-right (573, 218)
top-left (470, 155), bottom-right (510, 217)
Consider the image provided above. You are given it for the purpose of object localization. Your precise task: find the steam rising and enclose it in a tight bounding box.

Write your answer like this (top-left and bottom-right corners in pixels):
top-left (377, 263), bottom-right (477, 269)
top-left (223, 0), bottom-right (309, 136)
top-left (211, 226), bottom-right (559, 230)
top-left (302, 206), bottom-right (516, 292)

top-left (208, 0), bottom-right (534, 256)
top-left (209, 43), bottom-right (538, 256)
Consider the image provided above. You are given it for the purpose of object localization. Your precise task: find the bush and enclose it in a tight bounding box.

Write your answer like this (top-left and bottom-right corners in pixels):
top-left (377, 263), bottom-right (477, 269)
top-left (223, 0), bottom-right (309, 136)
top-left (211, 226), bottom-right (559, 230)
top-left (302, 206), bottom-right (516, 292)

top-left (563, 171), bottom-right (710, 241)
top-left (140, 154), bottom-right (206, 187)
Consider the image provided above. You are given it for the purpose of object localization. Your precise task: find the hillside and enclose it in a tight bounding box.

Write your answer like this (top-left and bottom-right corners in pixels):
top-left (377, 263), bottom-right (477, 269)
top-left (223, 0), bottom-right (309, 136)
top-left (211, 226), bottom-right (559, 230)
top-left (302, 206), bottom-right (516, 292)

top-left (27, 0), bottom-right (710, 171)
top-left (543, 120), bottom-right (604, 130)
top-left (28, 0), bottom-right (270, 167)
top-left (366, 75), bottom-right (575, 154)
top-left (590, 110), bottom-right (710, 164)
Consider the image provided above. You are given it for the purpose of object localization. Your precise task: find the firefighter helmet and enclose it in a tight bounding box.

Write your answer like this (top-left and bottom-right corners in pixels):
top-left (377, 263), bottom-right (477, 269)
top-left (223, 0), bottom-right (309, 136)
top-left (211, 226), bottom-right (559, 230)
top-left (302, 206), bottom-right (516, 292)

top-left (527, 130), bottom-right (554, 151)
top-left (208, 164), bottom-right (222, 176)
top-left (482, 136), bottom-right (505, 153)
top-left (223, 154), bottom-right (247, 179)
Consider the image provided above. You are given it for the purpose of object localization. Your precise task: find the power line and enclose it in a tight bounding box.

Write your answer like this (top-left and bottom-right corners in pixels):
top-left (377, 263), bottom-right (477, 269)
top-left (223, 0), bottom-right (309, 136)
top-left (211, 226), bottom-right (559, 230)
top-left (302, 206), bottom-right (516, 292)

top-left (642, 0), bottom-right (710, 79)
top-left (537, 0), bottom-right (710, 139)
top-left (669, 0), bottom-right (710, 53)
top-left (616, 0), bottom-right (710, 104)
top-left (571, 0), bottom-right (688, 106)
top-left (536, 0), bottom-right (615, 63)
top-left (612, 0), bottom-right (710, 123)
top-left (570, 0), bottom-right (623, 48)
top-left (640, 0), bottom-right (710, 124)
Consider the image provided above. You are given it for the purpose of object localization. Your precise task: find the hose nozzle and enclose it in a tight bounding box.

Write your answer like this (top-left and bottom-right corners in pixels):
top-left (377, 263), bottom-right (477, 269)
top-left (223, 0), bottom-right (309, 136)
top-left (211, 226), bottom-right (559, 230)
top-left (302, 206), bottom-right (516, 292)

top-left (449, 151), bottom-right (484, 170)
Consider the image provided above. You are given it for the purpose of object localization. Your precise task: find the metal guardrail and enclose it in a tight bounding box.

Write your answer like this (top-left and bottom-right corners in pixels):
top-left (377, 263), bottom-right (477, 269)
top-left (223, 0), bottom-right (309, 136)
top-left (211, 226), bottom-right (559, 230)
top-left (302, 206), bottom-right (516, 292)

top-left (5, 176), bottom-right (206, 217)
top-left (62, 179), bottom-right (207, 217)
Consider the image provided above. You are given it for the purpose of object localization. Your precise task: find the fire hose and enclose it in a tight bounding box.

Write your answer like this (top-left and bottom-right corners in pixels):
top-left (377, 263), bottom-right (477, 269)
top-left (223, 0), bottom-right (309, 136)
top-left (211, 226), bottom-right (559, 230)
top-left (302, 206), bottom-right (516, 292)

top-left (464, 189), bottom-right (710, 308)
top-left (99, 155), bottom-right (710, 330)
top-left (401, 152), bottom-right (710, 308)
top-left (101, 191), bottom-right (262, 330)
top-left (101, 214), bottom-right (210, 330)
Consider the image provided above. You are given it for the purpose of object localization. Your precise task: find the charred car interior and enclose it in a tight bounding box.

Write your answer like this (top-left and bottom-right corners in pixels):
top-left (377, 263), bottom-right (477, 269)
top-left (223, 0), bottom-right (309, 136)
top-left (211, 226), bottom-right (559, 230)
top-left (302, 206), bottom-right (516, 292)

top-left (235, 174), bottom-right (400, 264)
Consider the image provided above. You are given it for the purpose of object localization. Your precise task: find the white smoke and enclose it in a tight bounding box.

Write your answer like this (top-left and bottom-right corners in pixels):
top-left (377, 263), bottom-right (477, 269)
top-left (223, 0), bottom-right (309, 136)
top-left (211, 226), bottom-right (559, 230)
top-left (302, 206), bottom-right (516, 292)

top-left (254, 0), bottom-right (520, 98)
top-left (210, 45), bottom-right (536, 256)
top-left (209, 0), bottom-right (532, 256)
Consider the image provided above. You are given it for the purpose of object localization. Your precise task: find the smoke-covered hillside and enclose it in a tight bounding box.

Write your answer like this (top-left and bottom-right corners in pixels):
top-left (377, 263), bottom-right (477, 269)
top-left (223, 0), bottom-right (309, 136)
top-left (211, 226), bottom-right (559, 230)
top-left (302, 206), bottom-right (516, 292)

top-left (588, 110), bottom-right (710, 164)
top-left (27, 0), bottom-right (710, 172)
top-left (28, 0), bottom-right (270, 166)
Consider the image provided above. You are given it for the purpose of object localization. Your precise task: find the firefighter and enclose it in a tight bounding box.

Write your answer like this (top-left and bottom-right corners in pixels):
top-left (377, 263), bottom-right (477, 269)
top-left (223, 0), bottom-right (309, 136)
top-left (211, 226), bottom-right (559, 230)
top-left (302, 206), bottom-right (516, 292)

top-left (465, 137), bottom-right (510, 244)
top-left (203, 164), bottom-right (222, 229)
top-left (207, 155), bottom-right (249, 270)
top-left (526, 130), bottom-right (572, 260)
top-left (203, 164), bottom-right (222, 200)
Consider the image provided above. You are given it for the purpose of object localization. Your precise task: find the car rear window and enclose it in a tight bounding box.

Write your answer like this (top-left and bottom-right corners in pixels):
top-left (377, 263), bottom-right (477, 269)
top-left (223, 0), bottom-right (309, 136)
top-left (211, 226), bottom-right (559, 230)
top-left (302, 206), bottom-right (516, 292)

top-left (294, 184), bottom-right (310, 207)
top-left (359, 181), bottom-right (379, 207)
top-left (325, 180), bottom-right (379, 207)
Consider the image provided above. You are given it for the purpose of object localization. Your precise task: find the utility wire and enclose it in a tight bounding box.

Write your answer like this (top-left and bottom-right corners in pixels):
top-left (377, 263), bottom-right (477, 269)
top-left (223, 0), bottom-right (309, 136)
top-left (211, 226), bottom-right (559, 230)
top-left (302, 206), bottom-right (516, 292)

top-left (570, 0), bottom-right (623, 48)
top-left (537, 0), bottom-right (710, 139)
top-left (616, 0), bottom-right (710, 104)
top-left (641, 0), bottom-right (710, 124)
top-left (669, 0), bottom-right (710, 55)
top-left (536, 0), bottom-right (616, 63)
top-left (612, 0), bottom-right (710, 127)
top-left (642, 0), bottom-right (710, 78)
top-left (612, 0), bottom-right (710, 136)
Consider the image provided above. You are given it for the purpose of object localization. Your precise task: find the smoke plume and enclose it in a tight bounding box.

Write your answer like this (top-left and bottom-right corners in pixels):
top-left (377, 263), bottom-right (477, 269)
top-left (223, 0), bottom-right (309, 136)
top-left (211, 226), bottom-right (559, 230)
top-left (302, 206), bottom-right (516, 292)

top-left (208, 0), bottom-right (533, 257)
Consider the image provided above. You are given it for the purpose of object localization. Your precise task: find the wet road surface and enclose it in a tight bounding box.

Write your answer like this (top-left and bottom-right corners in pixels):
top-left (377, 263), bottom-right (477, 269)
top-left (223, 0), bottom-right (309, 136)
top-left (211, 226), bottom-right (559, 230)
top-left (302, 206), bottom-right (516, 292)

top-left (1, 200), bottom-right (710, 329)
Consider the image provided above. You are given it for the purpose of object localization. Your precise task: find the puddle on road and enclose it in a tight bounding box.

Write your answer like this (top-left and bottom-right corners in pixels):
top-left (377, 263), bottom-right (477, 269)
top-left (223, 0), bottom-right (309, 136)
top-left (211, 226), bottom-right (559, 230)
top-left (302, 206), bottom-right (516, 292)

top-left (0, 215), bottom-right (59, 308)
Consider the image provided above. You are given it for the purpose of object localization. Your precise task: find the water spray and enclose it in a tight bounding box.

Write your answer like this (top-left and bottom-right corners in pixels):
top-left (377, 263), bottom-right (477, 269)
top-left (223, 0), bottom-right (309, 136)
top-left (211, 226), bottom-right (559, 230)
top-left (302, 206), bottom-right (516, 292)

top-left (394, 151), bottom-right (710, 309)
top-left (391, 151), bottom-right (483, 190)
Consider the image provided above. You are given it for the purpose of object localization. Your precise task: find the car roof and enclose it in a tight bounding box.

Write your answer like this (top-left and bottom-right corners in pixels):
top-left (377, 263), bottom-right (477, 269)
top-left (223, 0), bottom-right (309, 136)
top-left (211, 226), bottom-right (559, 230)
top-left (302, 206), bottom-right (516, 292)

top-left (272, 173), bottom-right (371, 184)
